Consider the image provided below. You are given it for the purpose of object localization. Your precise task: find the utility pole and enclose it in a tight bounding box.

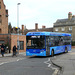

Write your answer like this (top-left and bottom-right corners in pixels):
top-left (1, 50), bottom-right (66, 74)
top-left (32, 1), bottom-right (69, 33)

top-left (17, 3), bottom-right (21, 54)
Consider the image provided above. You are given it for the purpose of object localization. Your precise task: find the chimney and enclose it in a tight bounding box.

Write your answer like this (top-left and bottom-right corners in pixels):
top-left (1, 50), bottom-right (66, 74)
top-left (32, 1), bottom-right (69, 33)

top-left (42, 25), bottom-right (46, 29)
top-left (35, 23), bottom-right (38, 31)
top-left (68, 12), bottom-right (72, 20)
top-left (72, 15), bottom-right (75, 18)
top-left (22, 25), bottom-right (24, 35)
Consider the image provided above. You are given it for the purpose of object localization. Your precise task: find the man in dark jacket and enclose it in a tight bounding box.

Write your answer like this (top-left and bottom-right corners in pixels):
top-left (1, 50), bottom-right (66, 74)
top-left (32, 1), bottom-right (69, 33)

top-left (12, 45), bottom-right (17, 57)
top-left (1, 44), bottom-right (5, 57)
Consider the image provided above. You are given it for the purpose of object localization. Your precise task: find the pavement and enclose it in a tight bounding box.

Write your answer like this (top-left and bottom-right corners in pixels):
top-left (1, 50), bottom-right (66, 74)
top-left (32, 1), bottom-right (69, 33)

top-left (0, 52), bottom-right (26, 57)
top-left (51, 48), bottom-right (75, 75)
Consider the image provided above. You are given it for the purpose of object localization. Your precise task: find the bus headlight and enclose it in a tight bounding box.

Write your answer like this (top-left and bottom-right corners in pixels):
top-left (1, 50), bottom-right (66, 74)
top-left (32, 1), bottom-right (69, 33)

top-left (27, 51), bottom-right (29, 53)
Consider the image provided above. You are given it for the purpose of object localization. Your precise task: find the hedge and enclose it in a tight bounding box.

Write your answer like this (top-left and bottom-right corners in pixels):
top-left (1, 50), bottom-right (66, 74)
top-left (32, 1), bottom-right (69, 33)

top-left (72, 41), bottom-right (75, 46)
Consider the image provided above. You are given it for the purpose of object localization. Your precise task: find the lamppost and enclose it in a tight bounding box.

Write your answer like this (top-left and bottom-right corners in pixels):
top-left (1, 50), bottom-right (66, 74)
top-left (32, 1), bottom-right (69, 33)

top-left (17, 3), bottom-right (21, 54)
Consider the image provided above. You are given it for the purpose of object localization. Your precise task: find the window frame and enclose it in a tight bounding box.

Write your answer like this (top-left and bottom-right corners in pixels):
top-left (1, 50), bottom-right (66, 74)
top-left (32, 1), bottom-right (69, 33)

top-left (69, 26), bottom-right (72, 31)
top-left (61, 27), bottom-right (65, 31)
top-left (18, 41), bottom-right (24, 50)
top-left (55, 28), bottom-right (58, 31)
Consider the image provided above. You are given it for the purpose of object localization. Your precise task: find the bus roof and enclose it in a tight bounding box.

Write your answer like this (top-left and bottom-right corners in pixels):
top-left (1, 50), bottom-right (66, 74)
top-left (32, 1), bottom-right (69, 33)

top-left (26, 32), bottom-right (71, 36)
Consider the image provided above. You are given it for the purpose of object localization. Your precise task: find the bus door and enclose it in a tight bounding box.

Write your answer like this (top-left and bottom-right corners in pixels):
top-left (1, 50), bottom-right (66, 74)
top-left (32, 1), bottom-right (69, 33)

top-left (46, 36), bottom-right (50, 56)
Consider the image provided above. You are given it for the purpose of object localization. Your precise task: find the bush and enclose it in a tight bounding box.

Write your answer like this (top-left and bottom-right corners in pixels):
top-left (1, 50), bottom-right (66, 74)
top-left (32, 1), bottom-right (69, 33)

top-left (72, 41), bottom-right (75, 46)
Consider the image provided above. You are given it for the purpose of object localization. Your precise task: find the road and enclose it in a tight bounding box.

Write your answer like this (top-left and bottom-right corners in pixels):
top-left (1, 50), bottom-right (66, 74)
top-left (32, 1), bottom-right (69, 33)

top-left (51, 48), bottom-right (75, 75)
top-left (0, 55), bottom-right (56, 75)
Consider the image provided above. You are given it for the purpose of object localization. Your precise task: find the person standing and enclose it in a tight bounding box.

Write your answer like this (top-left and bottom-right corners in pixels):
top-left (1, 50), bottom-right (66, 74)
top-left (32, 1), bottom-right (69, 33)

top-left (1, 44), bottom-right (5, 57)
top-left (12, 45), bottom-right (17, 57)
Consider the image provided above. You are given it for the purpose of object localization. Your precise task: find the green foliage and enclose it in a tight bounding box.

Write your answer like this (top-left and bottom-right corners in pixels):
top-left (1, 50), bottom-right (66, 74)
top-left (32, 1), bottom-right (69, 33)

top-left (8, 22), bottom-right (12, 33)
top-left (72, 41), bottom-right (75, 46)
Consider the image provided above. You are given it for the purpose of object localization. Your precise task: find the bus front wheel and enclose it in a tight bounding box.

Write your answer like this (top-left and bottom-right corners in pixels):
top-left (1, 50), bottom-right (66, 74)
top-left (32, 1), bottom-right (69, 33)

top-left (51, 50), bottom-right (54, 57)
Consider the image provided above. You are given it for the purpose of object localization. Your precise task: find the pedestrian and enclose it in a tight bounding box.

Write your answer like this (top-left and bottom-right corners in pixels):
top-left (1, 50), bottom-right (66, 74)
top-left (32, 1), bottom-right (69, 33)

top-left (1, 44), bottom-right (5, 57)
top-left (12, 45), bottom-right (17, 57)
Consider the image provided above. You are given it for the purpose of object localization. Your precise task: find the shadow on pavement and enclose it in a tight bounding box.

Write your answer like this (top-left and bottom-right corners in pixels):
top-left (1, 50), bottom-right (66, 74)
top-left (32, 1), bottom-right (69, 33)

top-left (27, 52), bottom-right (68, 59)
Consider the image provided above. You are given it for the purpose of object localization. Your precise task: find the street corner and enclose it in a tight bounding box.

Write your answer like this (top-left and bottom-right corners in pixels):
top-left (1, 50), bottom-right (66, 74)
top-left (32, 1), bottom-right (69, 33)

top-left (50, 58), bottom-right (63, 75)
top-left (68, 50), bottom-right (75, 55)
top-left (69, 52), bottom-right (75, 55)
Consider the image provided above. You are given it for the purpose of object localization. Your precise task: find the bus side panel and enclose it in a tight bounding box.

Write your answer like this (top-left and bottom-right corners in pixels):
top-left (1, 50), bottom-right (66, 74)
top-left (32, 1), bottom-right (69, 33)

top-left (50, 46), bottom-right (65, 55)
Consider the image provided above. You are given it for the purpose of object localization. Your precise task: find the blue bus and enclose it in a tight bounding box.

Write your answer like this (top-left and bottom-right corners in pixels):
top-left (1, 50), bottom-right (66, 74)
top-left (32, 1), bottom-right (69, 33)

top-left (26, 32), bottom-right (71, 56)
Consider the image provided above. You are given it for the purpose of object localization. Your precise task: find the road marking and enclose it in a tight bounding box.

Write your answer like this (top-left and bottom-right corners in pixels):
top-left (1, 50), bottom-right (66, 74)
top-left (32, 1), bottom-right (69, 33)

top-left (17, 59), bottom-right (20, 61)
top-left (44, 58), bottom-right (59, 75)
top-left (52, 68), bottom-right (59, 75)
top-left (44, 58), bottom-right (51, 67)
top-left (0, 58), bottom-right (25, 66)
top-left (17, 58), bottom-right (25, 61)
top-left (69, 51), bottom-right (72, 53)
top-left (0, 62), bottom-right (8, 66)
top-left (0, 63), bottom-right (4, 65)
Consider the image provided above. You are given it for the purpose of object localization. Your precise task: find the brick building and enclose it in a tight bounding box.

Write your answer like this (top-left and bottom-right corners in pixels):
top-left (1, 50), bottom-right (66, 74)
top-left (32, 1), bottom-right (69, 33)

top-left (25, 23), bottom-right (53, 34)
top-left (0, 34), bottom-right (26, 52)
top-left (53, 12), bottom-right (75, 41)
top-left (0, 0), bottom-right (26, 52)
top-left (0, 0), bottom-right (8, 34)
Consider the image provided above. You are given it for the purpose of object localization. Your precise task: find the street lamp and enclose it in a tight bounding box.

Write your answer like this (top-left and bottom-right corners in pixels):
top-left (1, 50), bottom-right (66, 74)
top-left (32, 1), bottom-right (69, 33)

top-left (17, 3), bottom-right (21, 54)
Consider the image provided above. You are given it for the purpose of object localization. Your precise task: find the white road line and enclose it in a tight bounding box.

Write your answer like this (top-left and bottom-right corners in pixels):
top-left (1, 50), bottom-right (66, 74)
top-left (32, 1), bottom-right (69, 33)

top-left (52, 69), bottom-right (59, 75)
top-left (44, 58), bottom-right (59, 75)
top-left (48, 64), bottom-right (51, 67)
top-left (0, 63), bottom-right (4, 65)
top-left (17, 59), bottom-right (20, 61)
top-left (0, 58), bottom-right (25, 66)
top-left (44, 58), bottom-right (51, 67)
top-left (69, 51), bottom-right (72, 53)
top-left (17, 58), bottom-right (25, 61)
top-left (0, 62), bottom-right (8, 66)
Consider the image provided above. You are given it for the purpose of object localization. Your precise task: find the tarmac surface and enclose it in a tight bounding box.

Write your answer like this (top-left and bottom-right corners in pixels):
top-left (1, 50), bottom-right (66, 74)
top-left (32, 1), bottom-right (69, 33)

top-left (1, 48), bottom-right (75, 75)
top-left (0, 52), bottom-right (55, 75)
top-left (51, 48), bottom-right (75, 75)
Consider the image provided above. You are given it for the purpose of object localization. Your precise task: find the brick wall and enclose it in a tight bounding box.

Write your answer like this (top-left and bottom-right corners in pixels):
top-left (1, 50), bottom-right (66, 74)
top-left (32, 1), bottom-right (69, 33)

top-left (0, 34), bottom-right (8, 44)
top-left (10, 34), bottom-right (26, 52)
top-left (0, 34), bottom-right (26, 53)
top-left (0, 0), bottom-right (8, 34)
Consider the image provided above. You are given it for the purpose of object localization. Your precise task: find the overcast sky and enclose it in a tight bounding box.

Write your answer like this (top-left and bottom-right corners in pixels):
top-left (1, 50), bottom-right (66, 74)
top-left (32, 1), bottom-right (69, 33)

top-left (3, 0), bottom-right (75, 29)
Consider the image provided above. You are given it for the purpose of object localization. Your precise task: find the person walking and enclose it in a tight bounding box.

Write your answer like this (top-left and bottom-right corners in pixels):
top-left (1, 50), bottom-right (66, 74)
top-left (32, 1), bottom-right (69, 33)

top-left (1, 44), bottom-right (5, 57)
top-left (12, 45), bottom-right (17, 57)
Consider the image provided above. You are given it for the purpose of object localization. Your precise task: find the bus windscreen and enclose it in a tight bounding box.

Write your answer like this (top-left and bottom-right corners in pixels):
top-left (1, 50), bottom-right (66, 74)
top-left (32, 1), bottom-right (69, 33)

top-left (26, 36), bottom-right (45, 49)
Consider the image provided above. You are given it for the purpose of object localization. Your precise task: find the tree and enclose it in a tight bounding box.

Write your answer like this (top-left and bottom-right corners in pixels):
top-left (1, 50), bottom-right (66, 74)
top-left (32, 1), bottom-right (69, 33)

top-left (8, 22), bottom-right (12, 33)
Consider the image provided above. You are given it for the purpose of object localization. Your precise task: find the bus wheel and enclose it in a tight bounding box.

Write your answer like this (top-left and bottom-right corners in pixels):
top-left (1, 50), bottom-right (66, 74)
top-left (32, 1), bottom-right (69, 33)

top-left (65, 47), bottom-right (68, 53)
top-left (51, 50), bottom-right (54, 57)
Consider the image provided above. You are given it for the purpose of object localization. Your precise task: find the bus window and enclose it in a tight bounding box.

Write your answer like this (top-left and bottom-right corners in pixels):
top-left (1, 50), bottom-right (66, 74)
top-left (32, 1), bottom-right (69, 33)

top-left (63, 36), bottom-right (71, 45)
top-left (49, 36), bottom-right (55, 47)
top-left (27, 40), bottom-right (31, 46)
top-left (54, 36), bottom-right (59, 46)
top-left (58, 36), bottom-right (64, 46)
top-left (26, 36), bottom-right (45, 49)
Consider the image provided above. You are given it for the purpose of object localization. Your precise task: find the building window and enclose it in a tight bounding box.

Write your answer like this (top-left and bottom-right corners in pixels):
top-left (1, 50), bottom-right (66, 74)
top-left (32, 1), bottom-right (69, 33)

top-left (0, 15), bottom-right (2, 23)
top-left (61, 27), bottom-right (65, 31)
top-left (55, 28), bottom-right (58, 31)
top-left (0, 29), bottom-right (1, 33)
top-left (0, 40), bottom-right (5, 44)
top-left (0, 19), bottom-right (2, 23)
top-left (19, 41), bottom-right (24, 50)
top-left (0, 2), bottom-right (1, 9)
top-left (69, 26), bottom-right (72, 31)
